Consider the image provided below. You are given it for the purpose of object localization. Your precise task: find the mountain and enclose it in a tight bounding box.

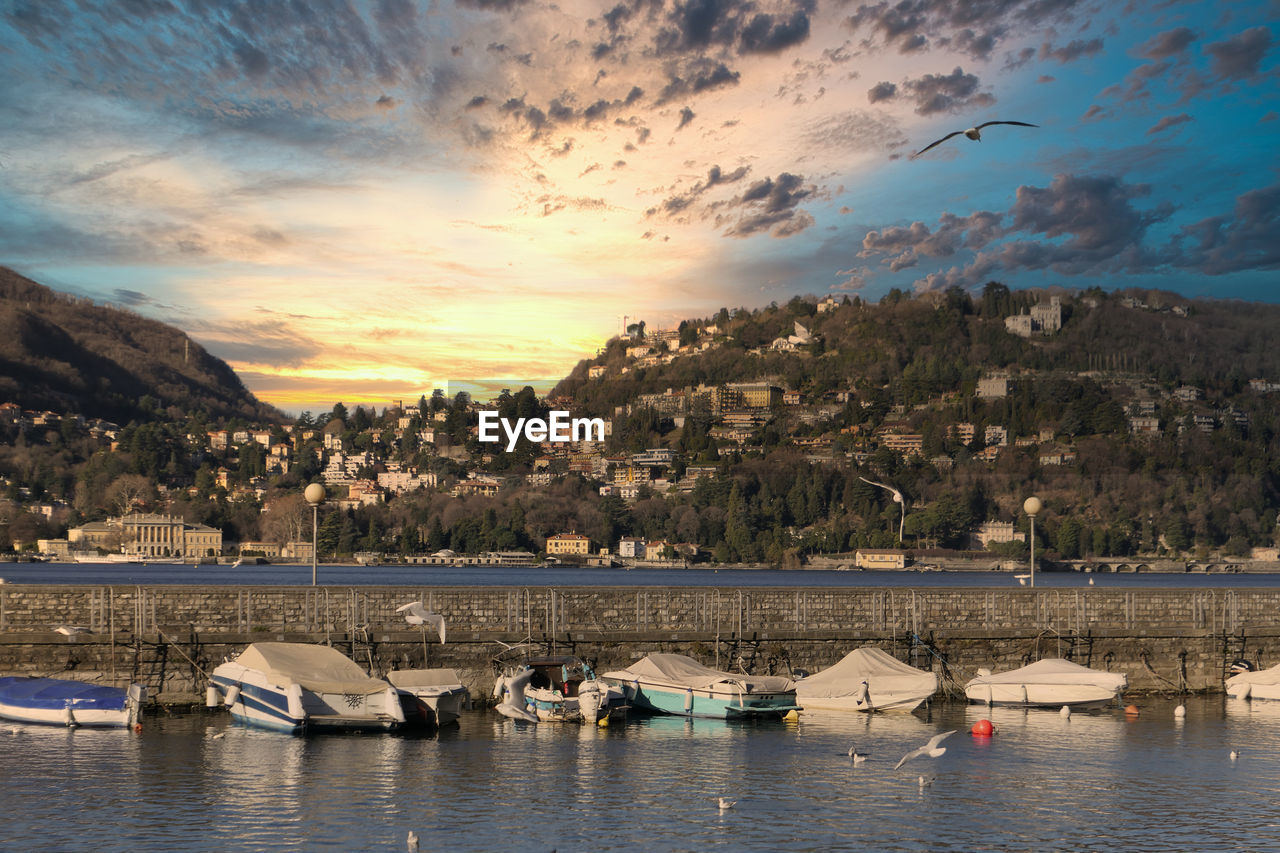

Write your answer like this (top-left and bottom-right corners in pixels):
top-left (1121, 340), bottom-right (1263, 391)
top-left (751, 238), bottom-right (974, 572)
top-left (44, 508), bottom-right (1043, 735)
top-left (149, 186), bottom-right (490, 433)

top-left (0, 267), bottom-right (280, 424)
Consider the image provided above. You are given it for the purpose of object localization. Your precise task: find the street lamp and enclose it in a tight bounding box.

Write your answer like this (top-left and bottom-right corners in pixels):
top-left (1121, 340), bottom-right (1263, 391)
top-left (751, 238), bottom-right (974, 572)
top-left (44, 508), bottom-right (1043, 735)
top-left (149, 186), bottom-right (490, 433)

top-left (860, 476), bottom-right (905, 545)
top-left (1024, 495), bottom-right (1042, 588)
top-left (305, 483), bottom-right (326, 586)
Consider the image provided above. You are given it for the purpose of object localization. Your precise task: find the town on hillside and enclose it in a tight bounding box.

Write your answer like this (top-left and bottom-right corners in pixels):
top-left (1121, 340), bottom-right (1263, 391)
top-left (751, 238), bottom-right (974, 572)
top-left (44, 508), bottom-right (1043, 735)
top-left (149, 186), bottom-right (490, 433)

top-left (2, 286), bottom-right (1279, 570)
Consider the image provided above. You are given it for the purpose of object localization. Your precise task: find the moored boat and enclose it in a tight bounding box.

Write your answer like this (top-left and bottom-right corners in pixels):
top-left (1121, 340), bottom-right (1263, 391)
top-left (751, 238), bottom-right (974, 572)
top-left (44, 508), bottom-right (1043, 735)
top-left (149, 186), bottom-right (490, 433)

top-left (0, 676), bottom-right (146, 728)
top-left (1225, 661), bottom-right (1280, 700)
top-left (492, 655), bottom-right (626, 724)
top-left (964, 658), bottom-right (1127, 708)
top-left (387, 668), bottom-right (469, 727)
top-left (794, 647), bottom-right (937, 712)
top-left (209, 642), bottom-right (406, 734)
top-left (601, 653), bottom-right (800, 720)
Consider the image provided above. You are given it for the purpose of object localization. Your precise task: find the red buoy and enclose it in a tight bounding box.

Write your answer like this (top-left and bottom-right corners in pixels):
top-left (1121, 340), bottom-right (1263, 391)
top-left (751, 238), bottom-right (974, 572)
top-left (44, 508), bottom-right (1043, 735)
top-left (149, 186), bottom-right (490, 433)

top-left (971, 718), bottom-right (994, 736)
top-left (1124, 704), bottom-right (1140, 716)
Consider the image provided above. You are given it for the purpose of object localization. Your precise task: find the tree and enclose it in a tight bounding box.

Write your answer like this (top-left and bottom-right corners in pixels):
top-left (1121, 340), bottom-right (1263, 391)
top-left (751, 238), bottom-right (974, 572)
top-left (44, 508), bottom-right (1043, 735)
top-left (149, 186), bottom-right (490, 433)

top-left (105, 474), bottom-right (155, 517)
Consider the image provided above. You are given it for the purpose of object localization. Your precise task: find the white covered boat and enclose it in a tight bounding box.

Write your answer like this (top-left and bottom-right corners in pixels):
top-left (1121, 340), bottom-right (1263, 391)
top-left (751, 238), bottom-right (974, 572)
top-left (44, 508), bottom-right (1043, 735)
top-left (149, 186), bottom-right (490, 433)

top-left (0, 676), bottom-right (145, 728)
top-left (387, 668), bottom-right (469, 727)
top-left (209, 642), bottom-right (406, 734)
top-left (964, 658), bottom-right (1127, 708)
top-left (601, 653), bottom-right (800, 720)
top-left (1226, 662), bottom-right (1280, 700)
top-left (794, 647), bottom-right (937, 712)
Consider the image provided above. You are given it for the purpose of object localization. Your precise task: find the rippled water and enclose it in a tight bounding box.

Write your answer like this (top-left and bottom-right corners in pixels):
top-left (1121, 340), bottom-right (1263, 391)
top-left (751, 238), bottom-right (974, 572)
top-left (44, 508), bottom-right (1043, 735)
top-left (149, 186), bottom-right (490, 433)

top-left (3, 696), bottom-right (1279, 852)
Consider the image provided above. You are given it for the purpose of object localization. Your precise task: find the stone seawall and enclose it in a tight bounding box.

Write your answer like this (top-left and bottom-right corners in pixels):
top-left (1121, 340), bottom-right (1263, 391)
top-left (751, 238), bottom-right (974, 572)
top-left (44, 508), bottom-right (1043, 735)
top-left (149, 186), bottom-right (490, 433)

top-left (2, 584), bottom-right (1277, 702)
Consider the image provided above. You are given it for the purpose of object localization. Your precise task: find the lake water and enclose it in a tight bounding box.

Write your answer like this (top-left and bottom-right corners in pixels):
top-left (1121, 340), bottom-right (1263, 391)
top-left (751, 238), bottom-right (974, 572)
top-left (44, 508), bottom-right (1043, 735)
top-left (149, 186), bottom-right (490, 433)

top-left (4, 561), bottom-right (1279, 589)
top-left (3, 696), bottom-right (1278, 852)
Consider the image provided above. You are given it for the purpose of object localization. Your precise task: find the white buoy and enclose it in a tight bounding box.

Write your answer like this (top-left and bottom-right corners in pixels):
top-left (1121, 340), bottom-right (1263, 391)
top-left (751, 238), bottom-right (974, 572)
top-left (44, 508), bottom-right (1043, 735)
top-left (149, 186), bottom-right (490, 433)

top-left (1174, 704), bottom-right (1186, 718)
top-left (223, 685), bottom-right (241, 707)
top-left (1060, 705), bottom-right (1071, 718)
top-left (63, 704), bottom-right (77, 728)
top-left (206, 685), bottom-right (219, 708)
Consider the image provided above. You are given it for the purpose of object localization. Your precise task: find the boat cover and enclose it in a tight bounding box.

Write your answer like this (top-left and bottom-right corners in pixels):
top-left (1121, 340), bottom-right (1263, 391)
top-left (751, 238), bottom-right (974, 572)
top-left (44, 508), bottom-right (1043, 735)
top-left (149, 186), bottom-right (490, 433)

top-left (965, 658), bottom-right (1126, 690)
top-left (234, 643), bottom-right (389, 696)
top-left (387, 669), bottom-right (465, 690)
top-left (1226, 663), bottom-right (1280, 689)
top-left (0, 676), bottom-right (129, 710)
top-left (608, 653), bottom-right (794, 693)
top-left (795, 647), bottom-right (937, 699)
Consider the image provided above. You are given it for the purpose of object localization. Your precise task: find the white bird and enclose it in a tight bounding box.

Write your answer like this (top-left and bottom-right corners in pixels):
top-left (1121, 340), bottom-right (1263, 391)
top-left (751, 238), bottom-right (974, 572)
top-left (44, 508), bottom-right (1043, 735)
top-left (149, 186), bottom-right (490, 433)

top-left (895, 730), bottom-right (957, 770)
top-left (495, 668), bottom-right (539, 723)
top-left (1174, 704), bottom-right (1186, 718)
top-left (208, 731), bottom-right (226, 740)
top-left (1230, 749), bottom-right (1239, 761)
top-left (717, 797), bottom-right (736, 810)
top-left (918, 773), bottom-right (935, 789)
top-left (8, 726), bottom-right (22, 735)
top-left (1088, 578), bottom-right (1095, 585)
top-left (1060, 705), bottom-right (1071, 718)
top-left (396, 601), bottom-right (446, 644)
top-left (54, 625), bottom-right (90, 636)
top-left (848, 743), bottom-right (869, 764)
top-left (407, 830), bottom-right (420, 851)
top-left (912, 121), bottom-right (1039, 158)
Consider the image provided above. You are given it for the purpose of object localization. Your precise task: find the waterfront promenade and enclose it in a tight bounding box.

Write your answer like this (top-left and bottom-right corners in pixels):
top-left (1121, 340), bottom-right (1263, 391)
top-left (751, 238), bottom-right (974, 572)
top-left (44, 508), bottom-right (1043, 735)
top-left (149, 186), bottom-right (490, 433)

top-left (2, 583), bottom-right (1277, 700)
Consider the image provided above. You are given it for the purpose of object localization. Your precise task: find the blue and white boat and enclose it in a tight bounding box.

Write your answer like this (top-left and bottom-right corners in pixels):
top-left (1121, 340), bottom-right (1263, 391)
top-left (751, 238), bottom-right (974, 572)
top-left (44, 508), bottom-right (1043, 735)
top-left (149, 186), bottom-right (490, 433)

top-left (492, 655), bottom-right (627, 724)
top-left (208, 642), bottom-right (406, 734)
top-left (601, 653), bottom-right (801, 720)
top-left (0, 676), bottom-right (146, 728)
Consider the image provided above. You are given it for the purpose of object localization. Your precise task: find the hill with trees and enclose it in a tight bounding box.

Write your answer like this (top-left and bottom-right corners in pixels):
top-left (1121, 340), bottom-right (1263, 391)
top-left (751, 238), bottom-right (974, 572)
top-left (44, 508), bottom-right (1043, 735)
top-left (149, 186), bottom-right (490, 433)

top-left (0, 267), bottom-right (280, 424)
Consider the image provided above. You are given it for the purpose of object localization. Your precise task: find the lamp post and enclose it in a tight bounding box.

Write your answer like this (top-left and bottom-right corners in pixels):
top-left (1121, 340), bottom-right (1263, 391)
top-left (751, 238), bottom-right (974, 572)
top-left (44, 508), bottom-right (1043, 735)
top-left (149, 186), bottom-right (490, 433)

top-left (860, 477), bottom-right (905, 545)
top-left (305, 483), bottom-right (326, 586)
top-left (1024, 495), bottom-right (1042, 588)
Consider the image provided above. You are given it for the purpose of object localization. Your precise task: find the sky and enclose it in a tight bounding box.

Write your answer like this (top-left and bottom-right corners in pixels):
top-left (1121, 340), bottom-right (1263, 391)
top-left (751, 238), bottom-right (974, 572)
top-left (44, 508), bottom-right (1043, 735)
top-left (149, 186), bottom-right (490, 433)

top-left (1, 0), bottom-right (1277, 416)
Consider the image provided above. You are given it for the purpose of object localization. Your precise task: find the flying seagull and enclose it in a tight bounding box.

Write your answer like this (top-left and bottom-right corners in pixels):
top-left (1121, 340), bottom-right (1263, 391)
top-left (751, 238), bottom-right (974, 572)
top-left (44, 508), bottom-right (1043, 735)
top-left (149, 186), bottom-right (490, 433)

top-left (396, 601), bottom-right (446, 644)
top-left (912, 121), bottom-right (1038, 158)
top-left (894, 730), bottom-right (957, 770)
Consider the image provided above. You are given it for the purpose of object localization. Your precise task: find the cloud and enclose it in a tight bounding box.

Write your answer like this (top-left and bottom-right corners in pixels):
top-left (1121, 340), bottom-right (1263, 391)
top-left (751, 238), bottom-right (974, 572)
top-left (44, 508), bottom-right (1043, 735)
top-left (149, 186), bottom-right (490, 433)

top-left (645, 163), bottom-right (752, 219)
top-left (1147, 113), bottom-right (1192, 135)
top-left (1138, 26), bottom-right (1197, 59)
top-left (1039, 37), bottom-right (1103, 64)
top-left (867, 81), bottom-right (897, 103)
top-left (858, 173), bottom-right (1180, 290)
top-left (1174, 182), bottom-right (1280, 274)
top-left (844, 0), bottom-right (1088, 62)
top-left (1205, 27), bottom-right (1274, 81)
top-left (677, 106), bottom-right (696, 130)
top-left (739, 10), bottom-right (812, 55)
top-left (721, 172), bottom-right (816, 237)
top-left (901, 67), bottom-right (994, 115)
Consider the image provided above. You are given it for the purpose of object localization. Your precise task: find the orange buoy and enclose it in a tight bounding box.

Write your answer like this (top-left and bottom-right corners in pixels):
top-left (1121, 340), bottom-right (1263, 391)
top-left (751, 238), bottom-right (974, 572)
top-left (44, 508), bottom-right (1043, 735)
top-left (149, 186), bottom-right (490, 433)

top-left (1124, 704), bottom-right (1140, 716)
top-left (971, 718), bottom-right (994, 736)
top-left (133, 723), bottom-right (143, 733)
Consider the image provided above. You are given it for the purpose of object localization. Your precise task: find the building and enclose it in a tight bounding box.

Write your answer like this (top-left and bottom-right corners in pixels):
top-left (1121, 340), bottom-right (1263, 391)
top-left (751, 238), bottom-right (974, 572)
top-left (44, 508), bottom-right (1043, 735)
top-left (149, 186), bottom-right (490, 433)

top-left (974, 521), bottom-right (1026, 548)
top-left (854, 549), bottom-right (906, 569)
top-left (69, 513), bottom-right (223, 559)
top-left (618, 537), bottom-right (646, 558)
top-left (976, 376), bottom-right (1013, 399)
top-left (546, 533), bottom-right (591, 555)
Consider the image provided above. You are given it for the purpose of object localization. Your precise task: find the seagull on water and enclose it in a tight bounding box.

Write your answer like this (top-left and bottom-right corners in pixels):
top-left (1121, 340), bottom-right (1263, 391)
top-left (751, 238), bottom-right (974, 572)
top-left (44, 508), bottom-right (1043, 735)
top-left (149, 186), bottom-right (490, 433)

top-left (407, 830), bottom-right (420, 851)
top-left (848, 743), bottom-right (869, 764)
top-left (894, 730), bottom-right (957, 770)
top-left (912, 121), bottom-right (1038, 158)
top-left (918, 773), bottom-right (936, 790)
top-left (717, 797), bottom-right (736, 810)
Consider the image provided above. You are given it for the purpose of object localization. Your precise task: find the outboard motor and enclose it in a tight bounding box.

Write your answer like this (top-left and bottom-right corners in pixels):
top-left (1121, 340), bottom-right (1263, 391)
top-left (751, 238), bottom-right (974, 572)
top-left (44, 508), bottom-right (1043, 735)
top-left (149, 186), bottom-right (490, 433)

top-left (1230, 659), bottom-right (1256, 674)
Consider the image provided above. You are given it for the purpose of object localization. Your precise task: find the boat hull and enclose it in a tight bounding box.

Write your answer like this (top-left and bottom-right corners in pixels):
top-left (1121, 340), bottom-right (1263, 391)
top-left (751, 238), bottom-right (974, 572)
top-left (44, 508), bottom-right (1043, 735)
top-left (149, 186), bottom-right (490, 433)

top-left (612, 679), bottom-right (800, 720)
top-left (964, 683), bottom-right (1121, 708)
top-left (797, 691), bottom-right (931, 713)
top-left (211, 663), bottom-right (404, 734)
top-left (0, 677), bottom-right (145, 728)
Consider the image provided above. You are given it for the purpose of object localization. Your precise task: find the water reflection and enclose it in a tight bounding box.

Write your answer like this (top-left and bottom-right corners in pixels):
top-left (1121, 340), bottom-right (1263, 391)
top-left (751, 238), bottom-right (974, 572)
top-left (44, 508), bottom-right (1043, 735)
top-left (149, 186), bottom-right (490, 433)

top-left (3, 700), bottom-right (1280, 851)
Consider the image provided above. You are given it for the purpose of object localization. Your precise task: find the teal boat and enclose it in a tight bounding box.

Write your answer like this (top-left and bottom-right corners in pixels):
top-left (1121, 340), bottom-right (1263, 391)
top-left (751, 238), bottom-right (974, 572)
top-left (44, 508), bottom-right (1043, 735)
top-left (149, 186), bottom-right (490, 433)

top-left (601, 653), bottom-right (800, 720)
